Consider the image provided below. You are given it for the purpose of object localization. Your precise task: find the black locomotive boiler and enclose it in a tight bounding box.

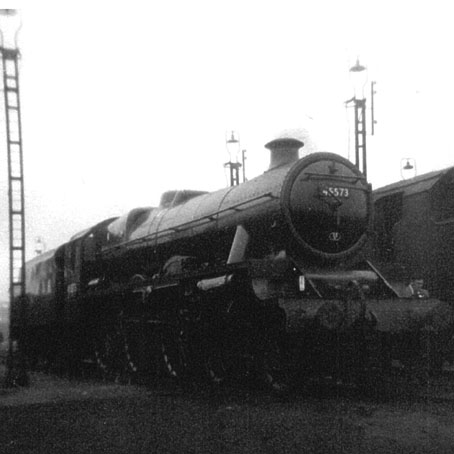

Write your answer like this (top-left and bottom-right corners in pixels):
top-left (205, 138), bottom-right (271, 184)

top-left (11, 136), bottom-right (454, 387)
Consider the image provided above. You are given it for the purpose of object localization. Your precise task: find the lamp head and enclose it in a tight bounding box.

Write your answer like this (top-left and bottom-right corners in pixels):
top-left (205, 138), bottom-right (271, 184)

top-left (349, 58), bottom-right (368, 99)
top-left (225, 130), bottom-right (240, 162)
top-left (349, 59), bottom-right (366, 73)
top-left (0, 9), bottom-right (21, 49)
top-left (401, 158), bottom-right (417, 179)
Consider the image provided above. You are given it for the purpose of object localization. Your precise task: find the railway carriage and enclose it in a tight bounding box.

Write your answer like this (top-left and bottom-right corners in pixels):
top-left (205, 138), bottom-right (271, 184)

top-left (373, 167), bottom-right (454, 302)
top-left (372, 167), bottom-right (454, 366)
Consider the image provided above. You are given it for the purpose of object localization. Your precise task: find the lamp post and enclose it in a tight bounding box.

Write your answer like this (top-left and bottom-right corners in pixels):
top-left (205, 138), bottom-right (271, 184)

top-left (224, 130), bottom-right (242, 186)
top-left (347, 59), bottom-right (368, 178)
top-left (1, 9), bottom-right (28, 387)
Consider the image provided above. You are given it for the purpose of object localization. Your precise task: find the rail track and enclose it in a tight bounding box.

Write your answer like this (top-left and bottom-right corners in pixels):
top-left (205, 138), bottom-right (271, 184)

top-left (3, 347), bottom-right (454, 404)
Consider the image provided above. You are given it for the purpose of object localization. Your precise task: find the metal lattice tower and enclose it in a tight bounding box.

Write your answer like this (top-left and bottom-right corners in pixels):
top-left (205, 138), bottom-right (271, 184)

top-left (353, 98), bottom-right (367, 178)
top-left (2, 47), bottom-right (25, 302)
top-left (1, 44), bottom-right (28, 386)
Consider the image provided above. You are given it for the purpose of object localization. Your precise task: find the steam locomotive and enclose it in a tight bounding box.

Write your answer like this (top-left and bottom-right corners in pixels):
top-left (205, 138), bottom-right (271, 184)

top-left (10, 136), bottom-right (454, 388)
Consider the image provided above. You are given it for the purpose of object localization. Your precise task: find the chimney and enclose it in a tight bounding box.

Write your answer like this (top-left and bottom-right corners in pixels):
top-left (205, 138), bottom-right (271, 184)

top-left (264, 137), bottom-right (304, 170)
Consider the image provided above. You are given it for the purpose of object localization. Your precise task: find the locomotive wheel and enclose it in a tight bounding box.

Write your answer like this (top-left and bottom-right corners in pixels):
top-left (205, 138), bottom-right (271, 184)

top-left (203, 328), bottom-right (261, 386)
top-left (158, 306), bottom-right (201, 383)
top-left (122, 319), bottom-right (156, 381)
top-left (202, 336), bottom-right (238, 386)
top-left (93, 313), bottom-right (134, 383)
top-left (200, 305), bottom-right (256, 386)
top-left (160, 322), bottom-right (189, 380)
top-left (204, 348), bottom-right (229, 385)
top-left (203, 323), bottom-right (290, 390)
top-left (94, 324), bottom-right (122, 382)
top-left (257, 334), bottom-right (291, 393)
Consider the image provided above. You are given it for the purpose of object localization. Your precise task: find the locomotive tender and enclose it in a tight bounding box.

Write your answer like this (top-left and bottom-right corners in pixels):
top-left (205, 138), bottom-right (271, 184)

top-left (11, 136), bottom-right (454, 386)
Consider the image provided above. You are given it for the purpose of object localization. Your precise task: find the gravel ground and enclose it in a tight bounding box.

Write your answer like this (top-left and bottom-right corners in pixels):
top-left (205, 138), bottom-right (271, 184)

top-left (2, 364), bottom-right (454, 454)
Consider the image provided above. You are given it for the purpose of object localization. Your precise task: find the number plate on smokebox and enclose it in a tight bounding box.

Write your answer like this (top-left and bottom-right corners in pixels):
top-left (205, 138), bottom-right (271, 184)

top-left (320, 187), bottom-right (350, 198)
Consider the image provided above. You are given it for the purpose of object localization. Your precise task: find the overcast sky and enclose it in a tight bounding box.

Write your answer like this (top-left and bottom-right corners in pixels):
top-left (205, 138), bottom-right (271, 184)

top-left (1, 1), bottom-right (454, 301)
